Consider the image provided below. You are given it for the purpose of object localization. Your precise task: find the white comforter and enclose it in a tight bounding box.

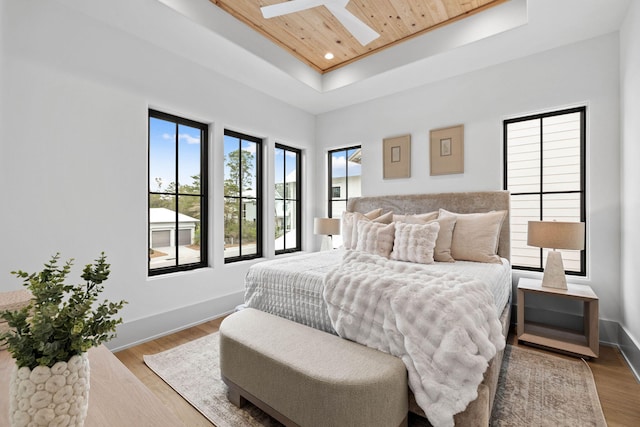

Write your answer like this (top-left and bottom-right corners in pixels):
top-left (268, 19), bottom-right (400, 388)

top-left (323, 251), bottom-right (505, 427)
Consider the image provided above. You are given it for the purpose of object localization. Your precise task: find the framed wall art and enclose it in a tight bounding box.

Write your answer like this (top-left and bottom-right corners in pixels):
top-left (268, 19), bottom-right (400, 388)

top-left (383, 134), bottom-right (411, 179)
top-left (430, 124), bottom-right (464, 175)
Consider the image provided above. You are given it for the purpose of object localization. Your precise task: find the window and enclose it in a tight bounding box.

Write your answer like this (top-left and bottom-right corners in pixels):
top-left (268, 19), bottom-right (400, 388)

top-left (328, 146), bottom-right (361, 247)
top-left (275, 144), bottom-right (301, 254)
top-left (224, 130), bottom-right (262, 262)
top-left (148, 110), bottom-right (208, 275)
top-left (504, 106), bottom-right (586, 275)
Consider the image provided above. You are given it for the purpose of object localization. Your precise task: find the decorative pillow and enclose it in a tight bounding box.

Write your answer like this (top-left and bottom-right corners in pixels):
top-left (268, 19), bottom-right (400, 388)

top-left (438, 209), bottom-right (507, 263)
top-left (427, 215), bottom-right (457, 262)
top-left (355, 221), bottom-right (395, 258)
top-left (390, 221), bottom-right (440, 264)
top-left (392, 211), bottom-right (438, 224)
top-left (349, 211), bottom-right (393, 249)
top-left (341, 208), bottom-right (382, 249)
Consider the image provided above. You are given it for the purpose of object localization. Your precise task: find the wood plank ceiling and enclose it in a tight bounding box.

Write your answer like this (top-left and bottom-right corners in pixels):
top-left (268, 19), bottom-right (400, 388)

top-left (211, 0), bottom-right (508, 73)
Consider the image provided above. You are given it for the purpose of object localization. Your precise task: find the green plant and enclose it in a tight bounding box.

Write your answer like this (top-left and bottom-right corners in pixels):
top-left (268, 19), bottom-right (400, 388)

top-left (0, 252), bottom-right (127, 369)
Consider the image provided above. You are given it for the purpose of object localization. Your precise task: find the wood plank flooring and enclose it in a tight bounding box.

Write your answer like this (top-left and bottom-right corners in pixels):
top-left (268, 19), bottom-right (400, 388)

top-left (115, 318), bottom-right (640, 426)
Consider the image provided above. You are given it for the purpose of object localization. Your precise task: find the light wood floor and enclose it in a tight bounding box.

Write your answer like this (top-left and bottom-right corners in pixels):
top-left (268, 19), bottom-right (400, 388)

top-left (115, 318), bottom-right (640, 427)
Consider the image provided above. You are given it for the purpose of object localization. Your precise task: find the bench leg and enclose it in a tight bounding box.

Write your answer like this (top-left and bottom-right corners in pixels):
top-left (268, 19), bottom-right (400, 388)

top-left (226, 385), bottom-right (247, 408)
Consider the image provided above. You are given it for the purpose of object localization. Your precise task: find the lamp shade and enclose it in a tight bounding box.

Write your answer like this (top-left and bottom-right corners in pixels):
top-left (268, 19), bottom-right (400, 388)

top-left (527, 221), bottom-right (585, 250)
top-left (314, 218), bottom-right (340, 236)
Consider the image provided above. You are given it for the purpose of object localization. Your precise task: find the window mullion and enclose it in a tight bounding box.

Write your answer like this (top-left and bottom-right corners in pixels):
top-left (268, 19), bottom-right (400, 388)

top-left (538, 118), bottom-right (544, 269)
top-left (238, 140), bottom-right (243, 259)
top-left (174, 123), bottom-right (180, 267)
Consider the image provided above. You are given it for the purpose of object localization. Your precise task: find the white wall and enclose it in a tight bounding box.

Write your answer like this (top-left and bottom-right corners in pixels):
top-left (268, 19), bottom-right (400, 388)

top-left (316, 34), bottom-right (622, 325)
top-left (0, 0), bottom-right (316, 349)
top-left (620, 2), bottom-right (640, 352)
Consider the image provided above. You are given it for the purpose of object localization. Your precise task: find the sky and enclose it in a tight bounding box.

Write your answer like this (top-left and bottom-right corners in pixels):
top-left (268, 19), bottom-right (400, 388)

top-left (149, 117), bottom-right (201, 192)
top-left (150, 120), bottom-right (360, 192)
top-left (275, 146), bottom-right (298, 184)
top-left (331, 149), bottom-right (361, 178)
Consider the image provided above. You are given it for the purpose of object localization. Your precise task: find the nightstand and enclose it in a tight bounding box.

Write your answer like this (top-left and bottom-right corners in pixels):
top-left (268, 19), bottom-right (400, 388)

top-left (517, 277), bottom-right (599, 358)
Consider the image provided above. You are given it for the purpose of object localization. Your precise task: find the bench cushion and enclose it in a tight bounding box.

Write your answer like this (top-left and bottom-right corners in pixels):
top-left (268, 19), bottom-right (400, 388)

top-left (220, 308), bottom-right (408, 427)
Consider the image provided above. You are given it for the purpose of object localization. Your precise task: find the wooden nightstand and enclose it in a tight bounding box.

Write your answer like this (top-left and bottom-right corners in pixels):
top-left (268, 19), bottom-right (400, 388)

top-left (517, 277), bottom-right (599, 358)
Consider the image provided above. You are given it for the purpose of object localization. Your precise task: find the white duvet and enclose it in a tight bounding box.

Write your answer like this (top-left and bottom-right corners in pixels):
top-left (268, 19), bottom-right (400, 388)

top-left (323, 251), bottom-right (505, 427)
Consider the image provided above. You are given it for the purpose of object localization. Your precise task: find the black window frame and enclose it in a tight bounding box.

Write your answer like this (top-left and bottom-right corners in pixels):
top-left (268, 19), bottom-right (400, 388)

top-left (274, 143), bottom-right (302, 255)
top-left (503, 106), bottom-right (587, 276)
top-left (224, 129), bottom-right (263, 263)
top-left (328, 145), bottom-right (361, 218)
top-left (148, 109), bottom-right (208, 276)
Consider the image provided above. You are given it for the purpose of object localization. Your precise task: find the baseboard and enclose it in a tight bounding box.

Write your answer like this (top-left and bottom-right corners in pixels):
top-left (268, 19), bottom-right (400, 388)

top-left (618, 324), bottom-right (640, 382)
top-left (106, 290), bottom-right (244, 352)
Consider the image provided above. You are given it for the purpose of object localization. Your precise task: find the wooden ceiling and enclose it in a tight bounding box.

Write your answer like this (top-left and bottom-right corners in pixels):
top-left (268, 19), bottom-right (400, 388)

top-left (211, 0), bottom-right (508, 73)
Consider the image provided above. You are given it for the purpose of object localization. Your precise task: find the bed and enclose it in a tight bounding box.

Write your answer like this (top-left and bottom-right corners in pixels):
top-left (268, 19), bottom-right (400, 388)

top-left (244, 191), bottom-right (512, 426)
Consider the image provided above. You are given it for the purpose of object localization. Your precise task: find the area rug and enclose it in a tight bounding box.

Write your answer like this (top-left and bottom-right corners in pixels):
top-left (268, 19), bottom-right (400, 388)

top-left (490, 344), bottom-right (607, 427)
top-left (143, 333), bottom-right (607, 427)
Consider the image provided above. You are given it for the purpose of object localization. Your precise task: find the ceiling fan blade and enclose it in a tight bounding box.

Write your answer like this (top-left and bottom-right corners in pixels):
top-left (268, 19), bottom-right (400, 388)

top-left (261, 0), bottom-right (327, 19)
top-left (326, 4), bottom-right (379, 46)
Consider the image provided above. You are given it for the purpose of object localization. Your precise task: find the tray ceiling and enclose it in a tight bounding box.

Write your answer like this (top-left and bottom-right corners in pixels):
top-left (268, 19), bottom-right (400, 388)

top-left (211, 0), bottom-right (508, 73)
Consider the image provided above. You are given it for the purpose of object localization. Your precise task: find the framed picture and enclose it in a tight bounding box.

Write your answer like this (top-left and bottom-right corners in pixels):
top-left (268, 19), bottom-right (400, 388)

top-left (383, 134), bottom-right (411, 179)
top-left (430, 125), bottom-right (464, 175)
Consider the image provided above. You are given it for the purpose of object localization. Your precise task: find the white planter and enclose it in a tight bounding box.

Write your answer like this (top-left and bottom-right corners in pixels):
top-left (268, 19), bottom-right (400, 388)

top-left (9, 353), bottom-right (90, 427)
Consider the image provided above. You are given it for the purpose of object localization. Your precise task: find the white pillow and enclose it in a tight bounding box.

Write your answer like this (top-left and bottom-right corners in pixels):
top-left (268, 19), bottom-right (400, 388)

top-left (392, 212), bottom-right (438, 224)
top-left (390, 221), bottom-right (440, 264)
top-left (355, 221), bottom-right (395, 258)
top-left (428, 215), bottom-right (457, 262)
top-left (341, 208), bottom-right (382, 249)
top-left (438, 209), bottom-right (507, 263)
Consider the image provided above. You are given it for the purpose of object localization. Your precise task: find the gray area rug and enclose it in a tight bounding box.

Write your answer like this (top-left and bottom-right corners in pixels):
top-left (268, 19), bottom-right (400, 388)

top-left (143, 333), bottom-right (607, 427)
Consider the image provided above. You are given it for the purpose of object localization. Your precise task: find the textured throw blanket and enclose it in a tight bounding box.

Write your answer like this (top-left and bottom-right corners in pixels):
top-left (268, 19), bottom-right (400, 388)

top-left (323, 251), bottom-right (505, 427)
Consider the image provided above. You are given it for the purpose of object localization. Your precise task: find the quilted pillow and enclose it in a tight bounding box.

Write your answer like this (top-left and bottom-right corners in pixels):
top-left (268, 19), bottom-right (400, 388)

top-left (341, 208), bottom-right (382, 249)
top-left (438, 209), bottom-right (507, 263)
top-left (390, 221), bottom-right (440, 264)
top-left (356, 221), bottom-right (395, 258)
top-left (348, 211), bottom-right (393, 250)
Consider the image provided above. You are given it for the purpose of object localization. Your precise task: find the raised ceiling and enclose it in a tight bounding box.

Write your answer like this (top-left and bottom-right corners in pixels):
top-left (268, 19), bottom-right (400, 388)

top-left (211, 0), bottom-right (508, 73)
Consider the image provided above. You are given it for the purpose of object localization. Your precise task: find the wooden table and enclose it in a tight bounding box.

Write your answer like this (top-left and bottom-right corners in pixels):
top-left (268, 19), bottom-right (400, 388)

top-left (0, 345), bottom-right (185, 426)
top-left (517, 277), bottom-right (599, 358)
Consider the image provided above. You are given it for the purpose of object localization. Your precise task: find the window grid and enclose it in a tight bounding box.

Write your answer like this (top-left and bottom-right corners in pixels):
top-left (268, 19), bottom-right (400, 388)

top-left (224, 129), bottom-right (262, 263)
top-left (328, 145), bottom-right (361, 218)
top-left (148, 109), bottom-right (208, 276)
top-left (504, 106), bottom-right (586, 275)
top-left (275, 144), bottom-right (301, 254)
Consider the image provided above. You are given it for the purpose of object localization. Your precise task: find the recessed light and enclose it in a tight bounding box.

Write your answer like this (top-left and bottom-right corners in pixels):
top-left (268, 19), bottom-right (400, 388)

top-left (324, 52), bottom-right (334, 60)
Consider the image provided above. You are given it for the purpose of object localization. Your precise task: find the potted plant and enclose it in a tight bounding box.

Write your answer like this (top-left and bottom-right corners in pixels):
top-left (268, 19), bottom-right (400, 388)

top-left (0, 252), bottom-right (126, 427)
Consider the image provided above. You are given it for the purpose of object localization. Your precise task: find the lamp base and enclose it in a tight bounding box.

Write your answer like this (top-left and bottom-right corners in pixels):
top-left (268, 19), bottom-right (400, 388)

top-left (320, 235), bottom-right (333, 251)
top-left (541, 250), bottom-right (568, 290)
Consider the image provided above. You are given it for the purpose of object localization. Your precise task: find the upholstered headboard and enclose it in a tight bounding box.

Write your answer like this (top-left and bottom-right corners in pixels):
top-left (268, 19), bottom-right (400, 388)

top-left (346, 191), bottom-right (511, 261)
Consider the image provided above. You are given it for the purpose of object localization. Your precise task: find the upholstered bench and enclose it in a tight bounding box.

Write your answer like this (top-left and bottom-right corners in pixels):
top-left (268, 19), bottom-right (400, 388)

top-left (219, 308), bottom-right (408, 427)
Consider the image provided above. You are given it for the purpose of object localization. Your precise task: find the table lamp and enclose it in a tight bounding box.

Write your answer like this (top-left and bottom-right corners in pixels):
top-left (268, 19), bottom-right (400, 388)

top-left (314, 218), bottom-right (340, 251)
top-left (527, 221), bottom-right (585, 289)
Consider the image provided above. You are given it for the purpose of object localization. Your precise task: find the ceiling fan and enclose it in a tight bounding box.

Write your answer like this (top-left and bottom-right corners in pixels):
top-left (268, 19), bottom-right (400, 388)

top-left (260, 0), bottom-right (380, 46)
